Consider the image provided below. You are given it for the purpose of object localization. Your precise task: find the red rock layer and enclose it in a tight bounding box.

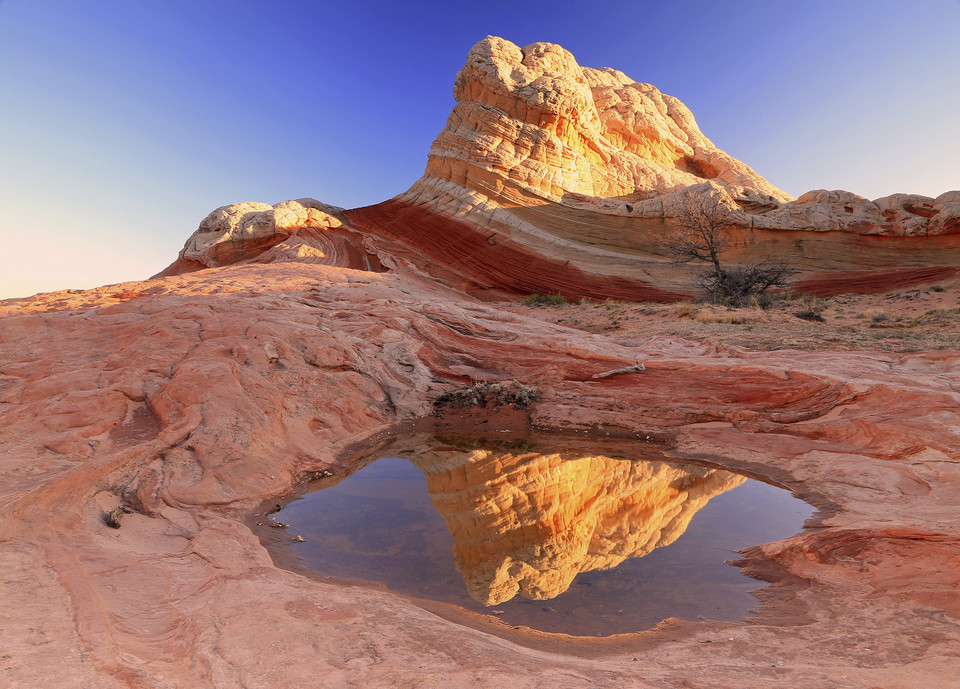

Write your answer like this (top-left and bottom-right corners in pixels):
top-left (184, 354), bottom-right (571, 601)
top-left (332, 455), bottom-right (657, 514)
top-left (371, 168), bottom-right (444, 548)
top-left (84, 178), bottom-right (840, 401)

top-left (344, 199), bottom-right (689, 302)
top-left (793, 265), bottom-right (960, 297)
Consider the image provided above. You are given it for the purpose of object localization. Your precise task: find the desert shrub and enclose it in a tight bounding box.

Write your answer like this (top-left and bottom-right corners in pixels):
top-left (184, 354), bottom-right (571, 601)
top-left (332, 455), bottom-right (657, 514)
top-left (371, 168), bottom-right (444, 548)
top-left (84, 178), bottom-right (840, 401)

top-left (661, 189), bottom-right (795, 307)
top-left (525, 293), bottom-right (567, 306)
top-left (674, 302), bottom-right (697, 318)
top-left (858, 307), bottom-right (890, 324)
top-left (433, 381), bottom-right (541, 412)
top-left (794, 309), bottom-right (826, 322)
top-left (794, 297), bottom-right (827, 322)
top-left (602, 298), bottom-right (628, 309)
top-left (924, 306), bottom-right (958, 318)
top-left (696, 260), bottom-right (794, 308)
top-left (930, 285), bottom-right (946, 292)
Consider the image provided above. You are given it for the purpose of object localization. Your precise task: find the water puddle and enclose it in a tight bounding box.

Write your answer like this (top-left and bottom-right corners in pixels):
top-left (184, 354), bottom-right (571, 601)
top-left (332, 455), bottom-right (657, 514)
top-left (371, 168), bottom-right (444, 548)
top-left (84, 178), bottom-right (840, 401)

top-left (272, 432), bottom-right (814, 636)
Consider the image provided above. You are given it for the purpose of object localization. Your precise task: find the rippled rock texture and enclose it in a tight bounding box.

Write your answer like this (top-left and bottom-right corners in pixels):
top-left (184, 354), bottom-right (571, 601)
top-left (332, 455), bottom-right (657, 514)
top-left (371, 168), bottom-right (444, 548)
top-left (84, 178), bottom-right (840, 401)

top-left (2, 260), bottom-right (959, 688)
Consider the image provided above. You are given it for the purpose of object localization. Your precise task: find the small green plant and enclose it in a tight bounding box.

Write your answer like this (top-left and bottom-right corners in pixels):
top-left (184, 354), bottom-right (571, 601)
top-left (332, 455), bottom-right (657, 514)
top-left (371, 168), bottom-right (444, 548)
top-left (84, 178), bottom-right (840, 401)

top-left (433, 381), bottom-right (542, 412)
top-left (525, 293), bottom-right (567, 307)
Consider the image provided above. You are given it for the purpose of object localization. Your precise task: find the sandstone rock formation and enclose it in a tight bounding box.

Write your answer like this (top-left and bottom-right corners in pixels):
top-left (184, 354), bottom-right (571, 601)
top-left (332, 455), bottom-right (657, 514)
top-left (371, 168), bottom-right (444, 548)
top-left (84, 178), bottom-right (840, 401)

top-left (400, 35), bottom-right (959, 243)
top-left (416, 36), bottom-right (790, 204)
top-left (159, 198), bottom-right (383, 276)
top-left (408, 445), bottom-right (745, 605)
top-left (378, 36), bottom-right (960, 296)
top-left (162, 37), bottom-right (960, 300)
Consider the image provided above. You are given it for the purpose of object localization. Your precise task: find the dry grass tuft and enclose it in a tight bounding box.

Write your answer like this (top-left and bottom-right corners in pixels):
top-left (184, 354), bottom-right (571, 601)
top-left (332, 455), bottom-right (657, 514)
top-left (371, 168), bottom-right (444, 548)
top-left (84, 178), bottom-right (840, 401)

top-left (858, 307), bottom-right (890, 324)
top-left (693, 309), bottom-right (744, 325)
top-left (525, 293), bottom-right (567, 307)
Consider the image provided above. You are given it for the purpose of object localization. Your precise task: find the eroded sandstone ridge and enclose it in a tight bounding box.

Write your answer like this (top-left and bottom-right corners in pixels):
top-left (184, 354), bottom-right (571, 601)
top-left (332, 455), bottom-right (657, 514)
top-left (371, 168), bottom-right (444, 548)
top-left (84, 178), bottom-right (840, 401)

top-left (412, 36), bottom-right (790, 205)
top-left (409, 445), bottom-right (744, 605)
top-left (159, 198), bottom-right (383, 277)
top-left (161, 36), bottom-right (960, 299)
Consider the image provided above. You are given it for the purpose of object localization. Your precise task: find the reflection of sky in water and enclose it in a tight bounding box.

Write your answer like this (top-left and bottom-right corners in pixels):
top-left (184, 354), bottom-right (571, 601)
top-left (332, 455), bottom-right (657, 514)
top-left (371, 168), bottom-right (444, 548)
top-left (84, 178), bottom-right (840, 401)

top-left (279, 453), bottom-right (813, 636)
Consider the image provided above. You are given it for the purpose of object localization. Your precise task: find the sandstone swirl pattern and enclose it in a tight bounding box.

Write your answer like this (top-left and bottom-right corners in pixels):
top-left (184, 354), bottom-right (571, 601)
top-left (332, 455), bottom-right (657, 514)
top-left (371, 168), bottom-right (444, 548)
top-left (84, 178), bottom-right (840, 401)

top-left (415, 36), bottom-right (790, 204)
top-left (401, 36), bottom-right (958, 239)
top-left (2, 261), bottom-right (959, 687)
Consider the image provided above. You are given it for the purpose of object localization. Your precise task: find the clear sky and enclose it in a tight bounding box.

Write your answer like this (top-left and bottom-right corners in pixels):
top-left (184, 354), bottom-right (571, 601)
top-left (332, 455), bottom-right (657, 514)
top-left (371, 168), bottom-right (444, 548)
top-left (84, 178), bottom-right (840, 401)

top-left (1, 0), bottom-right (958, 298)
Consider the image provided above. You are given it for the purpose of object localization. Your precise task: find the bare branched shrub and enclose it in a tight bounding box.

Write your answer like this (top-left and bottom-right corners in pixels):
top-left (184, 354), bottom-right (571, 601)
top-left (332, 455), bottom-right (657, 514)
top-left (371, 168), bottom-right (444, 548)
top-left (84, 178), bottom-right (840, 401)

top-left (694, 258), bottom-right (795, 308)
top-left (661, 189), bottom-right (795, 307)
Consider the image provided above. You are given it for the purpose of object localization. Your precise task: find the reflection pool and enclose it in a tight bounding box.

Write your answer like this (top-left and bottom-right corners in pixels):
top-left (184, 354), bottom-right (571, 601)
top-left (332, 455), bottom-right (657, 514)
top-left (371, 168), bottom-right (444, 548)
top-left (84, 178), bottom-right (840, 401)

top-left (273, 433), bottom-right (813, 636)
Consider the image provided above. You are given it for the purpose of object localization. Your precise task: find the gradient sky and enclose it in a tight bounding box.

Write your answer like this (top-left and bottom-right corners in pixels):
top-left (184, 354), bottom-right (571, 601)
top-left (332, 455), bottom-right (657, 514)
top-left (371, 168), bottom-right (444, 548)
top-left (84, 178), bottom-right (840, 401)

top-left (1, 0), bottom-right (958, 298)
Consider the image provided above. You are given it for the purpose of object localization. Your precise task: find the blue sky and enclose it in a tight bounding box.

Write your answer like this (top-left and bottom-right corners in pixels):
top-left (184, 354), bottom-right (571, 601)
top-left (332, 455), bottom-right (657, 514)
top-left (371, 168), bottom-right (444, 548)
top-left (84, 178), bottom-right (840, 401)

top-left (1, 0), bottom-right (958, 298)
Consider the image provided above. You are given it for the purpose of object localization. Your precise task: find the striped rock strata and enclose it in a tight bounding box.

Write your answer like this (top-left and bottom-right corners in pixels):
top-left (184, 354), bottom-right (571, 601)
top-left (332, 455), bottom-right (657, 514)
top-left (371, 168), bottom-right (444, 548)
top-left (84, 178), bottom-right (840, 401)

top-left (161, 37), bottom-right (960, 300)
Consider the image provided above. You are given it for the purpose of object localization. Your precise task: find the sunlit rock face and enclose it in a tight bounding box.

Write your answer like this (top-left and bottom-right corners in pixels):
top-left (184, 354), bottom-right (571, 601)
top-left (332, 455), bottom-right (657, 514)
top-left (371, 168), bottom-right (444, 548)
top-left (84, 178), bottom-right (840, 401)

top-left (409, 446), bottom-right (746, 605)
top-left (416, 36), bottom-right (790, 204)
top-left (400, 35), bottom-right (959, 239)
top-left (157, 198), bottom-right (382, 276)
top-left (162, 36), bottom-right (960, 297)
top-left (344, 37), bottom-right (960, 299)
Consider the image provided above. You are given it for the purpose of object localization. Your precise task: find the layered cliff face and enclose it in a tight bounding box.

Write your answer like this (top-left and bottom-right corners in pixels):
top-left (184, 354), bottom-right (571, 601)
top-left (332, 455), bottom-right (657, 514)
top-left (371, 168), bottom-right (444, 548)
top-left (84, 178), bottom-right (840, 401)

top-left (396, 36), bottom-right (958, 238)
top-left (4, 33), bottom-right (960, 689)
top-left (162, 36), bottom-right (960, 299)
top-left (409, 446), bottom-right (745, 605)
top-left (415, 36), bottom-right (790, 204)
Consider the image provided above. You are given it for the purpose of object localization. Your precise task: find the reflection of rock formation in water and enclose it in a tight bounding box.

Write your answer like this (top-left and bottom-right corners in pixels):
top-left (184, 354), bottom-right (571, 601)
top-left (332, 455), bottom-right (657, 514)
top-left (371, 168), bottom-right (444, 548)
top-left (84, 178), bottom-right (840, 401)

top-left (408, 447), bottom-right (746, 606)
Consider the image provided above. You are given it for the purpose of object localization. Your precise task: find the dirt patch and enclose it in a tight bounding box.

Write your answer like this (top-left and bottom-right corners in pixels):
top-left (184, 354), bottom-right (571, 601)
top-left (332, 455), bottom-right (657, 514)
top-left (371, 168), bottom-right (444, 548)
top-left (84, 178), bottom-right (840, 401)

top-left (504, 280), bottom-right (960, 353)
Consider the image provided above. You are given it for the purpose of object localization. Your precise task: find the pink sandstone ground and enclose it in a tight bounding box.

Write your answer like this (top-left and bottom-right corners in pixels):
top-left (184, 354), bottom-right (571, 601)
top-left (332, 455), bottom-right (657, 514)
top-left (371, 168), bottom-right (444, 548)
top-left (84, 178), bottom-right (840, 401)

top-left (2, 262), bottom-right (959, 688)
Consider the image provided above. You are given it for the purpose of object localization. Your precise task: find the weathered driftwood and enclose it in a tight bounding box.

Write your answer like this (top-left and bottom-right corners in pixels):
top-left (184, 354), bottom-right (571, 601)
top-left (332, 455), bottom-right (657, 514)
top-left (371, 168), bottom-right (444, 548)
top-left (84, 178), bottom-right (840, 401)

top-left (591, 361), bottom-right (646, 379)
